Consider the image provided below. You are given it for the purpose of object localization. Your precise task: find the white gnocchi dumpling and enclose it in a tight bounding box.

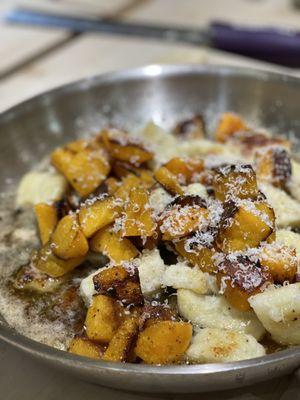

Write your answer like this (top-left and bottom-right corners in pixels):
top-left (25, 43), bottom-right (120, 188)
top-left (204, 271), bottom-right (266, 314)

top-left (136, 249), bottom-right (166, 296)
top-left (177, 289), bottom-right (265, 340)
top-left (162, 262), bottom-right (207, 294)
top-left (249, 283), bottom-right (300, 345)
top-left (186, 328), bottom-right (265, 363)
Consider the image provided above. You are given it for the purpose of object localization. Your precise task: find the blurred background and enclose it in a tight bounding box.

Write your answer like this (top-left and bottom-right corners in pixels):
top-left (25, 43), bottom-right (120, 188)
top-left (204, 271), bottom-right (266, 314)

top-left (1, 0), bottom-right (300, 112)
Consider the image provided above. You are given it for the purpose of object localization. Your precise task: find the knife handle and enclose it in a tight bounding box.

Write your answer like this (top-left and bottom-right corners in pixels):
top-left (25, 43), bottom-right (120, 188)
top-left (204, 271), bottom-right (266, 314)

top-left (210, 21), bottom-right (300, 68)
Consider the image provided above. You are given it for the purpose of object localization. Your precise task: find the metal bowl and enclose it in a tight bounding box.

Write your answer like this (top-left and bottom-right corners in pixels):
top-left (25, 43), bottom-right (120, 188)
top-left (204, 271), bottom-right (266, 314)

top-left (0, 64), bottom-right (300, 393)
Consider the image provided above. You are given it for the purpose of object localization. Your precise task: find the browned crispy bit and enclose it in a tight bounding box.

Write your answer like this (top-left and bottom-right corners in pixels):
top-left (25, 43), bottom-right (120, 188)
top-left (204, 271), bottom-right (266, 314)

top-left (255, 147), bottom-right (291, 189)
top-left (154, 166), bottom-right (184, 195)
top-left (159, 195), bottom-right (208, 241)
top-left (212, 164), bottom-right (259, 201)
top-left (102, 315), bottom-right (140, 362)
top-left (173, 115), bottom-right (206, 139)
top-left (217, 255), bottom-right (273, 311)
top-left (163, 157), bottom-right (204, 185)
top-left (140, 304), bottom-right (177, 329)
top-left (215, 112), bottom-right (247, 142)
top-left (101, 130), bottom-right (153, 166)
top-left (259, 244), bottom-right (297, 284)
top-left (93, 266), bottom-right (144, 307)
top-left (69, 335), bottom-right (105, 359)
top-left (216, 199), bottom-right (275, 253)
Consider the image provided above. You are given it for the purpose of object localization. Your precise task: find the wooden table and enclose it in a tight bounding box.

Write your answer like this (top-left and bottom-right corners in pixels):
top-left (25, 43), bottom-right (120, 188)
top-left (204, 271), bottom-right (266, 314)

top-left (1, 0), bottom-right (300, 398)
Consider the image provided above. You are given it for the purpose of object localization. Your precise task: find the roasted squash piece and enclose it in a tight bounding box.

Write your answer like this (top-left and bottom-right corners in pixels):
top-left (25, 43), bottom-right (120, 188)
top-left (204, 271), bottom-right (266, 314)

top-left (51, 213), bottom-right (89, 259)
top-left (102, 316), bottom-right (140, 362)
top-left (102, 131), bottom-right (153, 166)
top-left (215, 112), bottom-right (247, 142)
top-left (114, 174), bottom-right (142, 201)
top-left (140, 304), bottom-right (177, 328)
top-left (175, 237), bottom-right (218, 274)
top-left (90, 226), bottom-right (139, 263)
top-left (123, 188), bottom-right (156, 237)
top-left (105, 177), bottom-right (120, 195)
top-left (69, 336), bottom-right (104, 359)
top-left (85, 294), bottom-right (122, 343)
top-left (259, 244), bottom-right (297, 283)
top-left (164, 157), bottom-right (204, 185)
top-left (51, 140), bottom-right (110, 197)
top-left (13, 264), bottom-right (66, 293)
top-left (255, 147), bottom-right (291, 189)
top-left (34, 203), bottom-right (58, 245)
top-left (216, 199), bottom-right (275, 253)
top-left (113, 161), bottom-right (154, 187)
top-left (154, 166), bottom-right (184, 195)
top-left (212, 164), bottom-right (259, 201)
top-left (93, 266), bottom-right (144, 306)
top-left (79, 196), bottom-right (122, 238)
top-left (173, 115), bottom-right (206, 139)
top-left (34, 246), bottom-right (85, 277)
top-left (217, 255), bottom-right (273, 312)
top-left (159, 196), bottom-right (208, 241)
top-left (135, 321), bottom-right (192, 364)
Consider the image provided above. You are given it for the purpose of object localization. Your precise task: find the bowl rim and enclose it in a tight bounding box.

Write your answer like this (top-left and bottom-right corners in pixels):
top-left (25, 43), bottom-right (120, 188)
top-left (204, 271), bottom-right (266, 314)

top-left (1, 63), bottom-right (300, 376)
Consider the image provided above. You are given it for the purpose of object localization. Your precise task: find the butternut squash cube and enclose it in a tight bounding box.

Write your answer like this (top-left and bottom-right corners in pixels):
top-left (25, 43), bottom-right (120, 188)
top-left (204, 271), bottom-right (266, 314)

top-left (164, 157), bottom-right (204, 185)
top-left (114, 174), bottom-right (144, 201)
top-left (159, 196), bottom-right (208, 241)
top-left (123, 188), bottom-right (156, 237)
top-left (113, 161), bottom-right (154, 187)
top-left (173, 115), bottom-right (206, 139)
top-left (102, 131), bottom-right (153, 166)
top-left (102, 316), bottom-right (140, 362)
top-left (69, 336), bottom-right (104, 359)
top-left (154, 166), bottom-right (183, 195)
top-left (34, 203), bottom-right (58, 245)
top-left (51, 140), bottom-right (110, 197)
top-left (216, 200), bottom-right (275, 252)
top-left (255, 147), bottom-right (291, 189)
top-left (135, 321), bottom-right (192, 364)
top-left (90, 227), bottom-right (139, 263)
top-left (51, 214), bottom-right (89, 259)
top-left (93, 266), bottom-right (144, 306)
top-left (217, 255), bottom-right (273, 312)
top-left (213, 164), bottom-right (258, 201)
top-left (85, 294), bottom-right (122, 343)
top-left (105, 177), bottom-right (120, 196)
top-left (215, 112), bottom-right (247, 142)
top-left (34, 246), bottom-right (85, 277)
top-left (79, 196), bottom-right (122, 238)
top-left (259, 244), bottom-right (297, 283)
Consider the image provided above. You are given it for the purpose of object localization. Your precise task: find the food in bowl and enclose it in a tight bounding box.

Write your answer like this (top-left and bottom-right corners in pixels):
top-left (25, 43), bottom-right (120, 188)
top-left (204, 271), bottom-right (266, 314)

top-left (2, 112), bottom-right (300, 365)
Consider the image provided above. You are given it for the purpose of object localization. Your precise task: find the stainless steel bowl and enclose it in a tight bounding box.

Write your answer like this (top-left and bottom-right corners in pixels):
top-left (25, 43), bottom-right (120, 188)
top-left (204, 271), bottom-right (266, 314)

top-left (1, 64), bottom-right (300, 393)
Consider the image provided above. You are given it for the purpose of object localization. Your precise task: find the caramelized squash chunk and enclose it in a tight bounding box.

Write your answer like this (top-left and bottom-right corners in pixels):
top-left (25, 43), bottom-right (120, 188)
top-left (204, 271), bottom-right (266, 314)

top-left (164, 157), bottom-right (204, 185)
top-left (105, 177), bottom-right (120, 196)
top-left (213, 164), bottom-right (259, 201)
top-left (102, 131), bottom-right (153, 166)
top-left (135, 321), bottom-right (192, 364)
top-left (216, 199), bottom-right (275, 252)
top-left (123, 188), bottom-right (156, 237)
top-left (113, 174), bottom-right (142, 201)
top-left (51, 214), bottom-right (89, 259)
top-left (173, 115), bottom-right (206, 139)
top-left (93, 266), bottom-right (143, 306)
top-left (69, 336), bottom-right (104, 359)
top-left (51, 140), bottom-right (110, 197)
top-left (102, 316), bottom-right (140, 362)
top-left (90, 227), bottom-right (139, 263)
top-left (85, 294), bottom-right (122, 343)
top-left (79, 196), bottom-right (122, 238)
top-left (255, 147), bottom-right (291, 189)
top-left (159, 196), bottom-right (208, 241)
top-left (34, 246), bottom-right (85, 277)
top-left (259, 244), bottom-right (297, 283)
top-left (140, 304), bottom-right (177, 328)
top-left (215, 112), bottom-right (247, 142)
top-left (34, 203), bottom-right (58, 245)
top-left (217, 255), bottom-right (273, 312)
top-left (154, 166), bottom-right (184, 195)
top-left (113, 161), bottom-right (154, 187)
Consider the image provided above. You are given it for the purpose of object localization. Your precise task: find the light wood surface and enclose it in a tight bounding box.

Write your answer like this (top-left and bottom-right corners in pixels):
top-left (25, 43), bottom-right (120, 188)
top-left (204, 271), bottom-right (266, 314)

top-left (1, 1), bottom-right (300, 398)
